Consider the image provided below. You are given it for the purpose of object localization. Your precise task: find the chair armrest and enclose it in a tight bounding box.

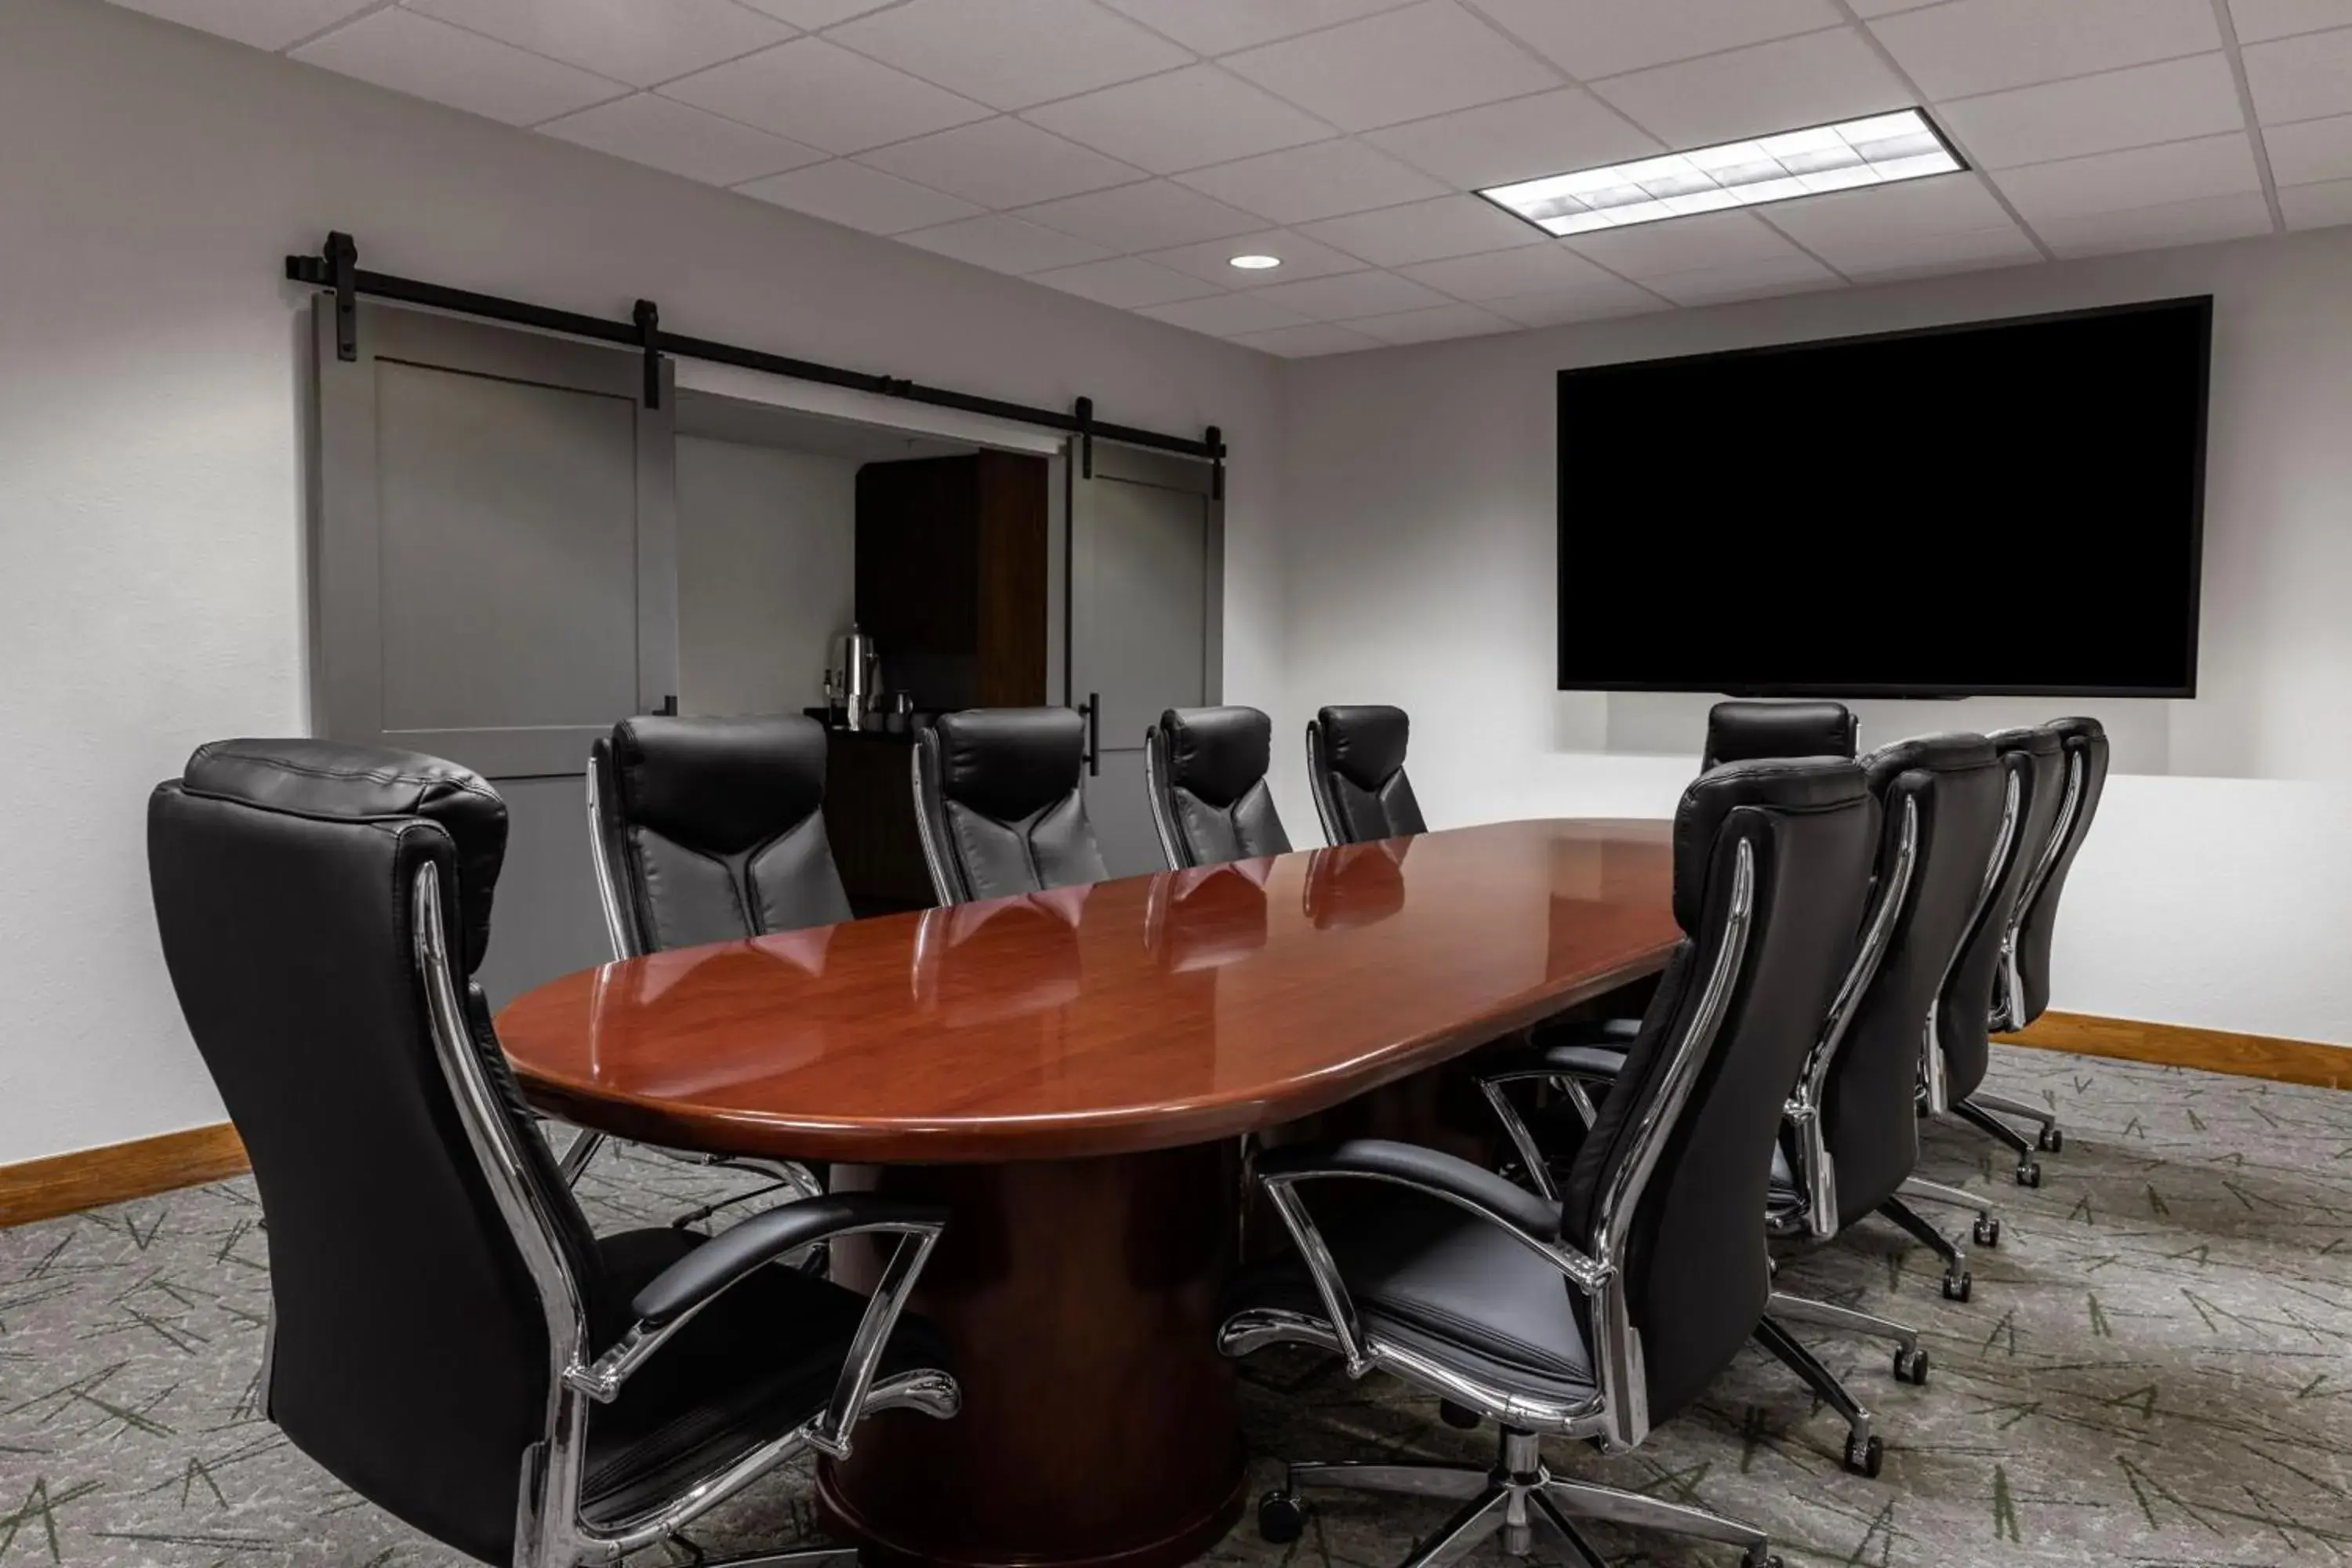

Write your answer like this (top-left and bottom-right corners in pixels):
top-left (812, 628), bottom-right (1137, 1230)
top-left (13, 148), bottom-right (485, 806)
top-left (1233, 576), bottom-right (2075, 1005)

top-left (631, 1194), bottom-right (946, 1326)
top-left (1256, 1139), bottom-right (1562, 1242)
top-left (1479, 1041), bottom-right (1632, 1086)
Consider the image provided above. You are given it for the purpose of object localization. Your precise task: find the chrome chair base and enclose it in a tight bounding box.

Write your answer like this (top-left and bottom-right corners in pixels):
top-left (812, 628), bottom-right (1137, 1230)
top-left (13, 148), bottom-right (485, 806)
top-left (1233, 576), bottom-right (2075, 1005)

top-left (1951, 1098), bottom-right (2047, 1187)
top-left (1263, 1428), bottom-right (1779, 1568)
top-left (1877, 1196), bottom-right (1973, 1301)
top-left (1900, 1175), bottom-right (2003, 1248)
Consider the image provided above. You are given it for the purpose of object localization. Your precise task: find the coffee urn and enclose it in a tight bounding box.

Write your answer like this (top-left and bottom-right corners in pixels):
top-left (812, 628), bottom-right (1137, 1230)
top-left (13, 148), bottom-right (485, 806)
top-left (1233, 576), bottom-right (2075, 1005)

top-left (829, 626), bottom-right (880, 731)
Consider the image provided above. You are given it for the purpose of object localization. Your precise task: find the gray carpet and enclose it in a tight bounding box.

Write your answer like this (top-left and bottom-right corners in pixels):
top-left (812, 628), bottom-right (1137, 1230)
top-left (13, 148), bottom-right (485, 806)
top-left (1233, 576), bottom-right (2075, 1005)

top-left (4, 1044), bottom-right (2349, 1567)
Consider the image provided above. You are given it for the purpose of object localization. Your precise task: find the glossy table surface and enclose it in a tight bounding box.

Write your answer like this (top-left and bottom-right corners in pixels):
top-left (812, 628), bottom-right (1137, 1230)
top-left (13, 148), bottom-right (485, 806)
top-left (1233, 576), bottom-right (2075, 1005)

top-left (497, 818), bottom-right (1679, 1164)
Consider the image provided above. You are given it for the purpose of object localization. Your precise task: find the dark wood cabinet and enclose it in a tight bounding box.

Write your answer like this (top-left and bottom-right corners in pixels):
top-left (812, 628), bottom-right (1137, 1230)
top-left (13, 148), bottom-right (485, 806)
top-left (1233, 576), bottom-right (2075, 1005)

top-left (854, 451), bottom-right (1047, 711)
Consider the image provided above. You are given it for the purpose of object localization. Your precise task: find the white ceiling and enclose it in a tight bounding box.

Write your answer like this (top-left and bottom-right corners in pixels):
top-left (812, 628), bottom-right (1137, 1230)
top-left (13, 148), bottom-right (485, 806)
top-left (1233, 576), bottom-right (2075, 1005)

top-left (111, 0), bottom-right (2352, 356)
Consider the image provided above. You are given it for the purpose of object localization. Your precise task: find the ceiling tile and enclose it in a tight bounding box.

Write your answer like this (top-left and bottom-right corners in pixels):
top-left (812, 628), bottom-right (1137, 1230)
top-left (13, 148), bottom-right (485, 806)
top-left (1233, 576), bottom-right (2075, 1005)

top-left (2243, 26), bottom-right (2352, 123)
top-left (2265, 111), bottom-right (2352, 185)
top-left (1015, 180), bottom-right (1264, 250)
top-left (1174, 140), bottom-right (1448, 224)
top-left (2278, 174), bottom-right (2352, 227)
top-left (100, 0), bottom-right (378, 51)
top-left (1144, 228), bottom-right (1369, 287)
top-left (405, 0), bottom-right (797, 89)
top-left (1559, 209), bottom-right (1800, 278)
top-left (1641, 252), bottom-right (1842, 306)
top-left (1100, 0), bottom-right (1416, 56)
top-left (737, 0), bottom-right (895, 24)
top-left (1221, 2), bottom-right (1561, 132)
top-left (660, 38), bottom-right (990, 153)
top-left (1762, 171), bottom-right (2013, 252)
top-left (1028, 256), bottom-right (1221, 307)
top-left (2035, 189), bottom-right (2274, 254)
top-left (735, 158), bottom-right (985, 232)
top-left (1016, 180), bottom-right (1264, 250)
top-left (1343, 302), bottom-right (1515, 343)
top-left (1022, 65), bottom-right (1336, 176)
top-left (1936, 53), bottom-right (2246, 169)
top-left (1227, 322), bottom-right (1386, 358)
top-left (1395, 241), bottom-right (1625, 299)
top-left (1238, 269), bottom-right (1452, 319)
top-left (898, 212), bottom-right (1114, 273)
top-left (1817, 222), bottom-right (2041, 279)
top-left (291, 9), bottom-right (625, 125)
top-left (1364, 89), bottom-right (1659, 190)
top-left (827, 0), bottom-right (1192, 111)
top-left (1471, 0), bottom-right (1842, 81)
top-left (2228, 0), bottom-right (2352, 43)
top-left (1486, 283), bottom-right (1664, 326)
top-left (1994, 133), bottom-right (2259, 223)
top-left (1868, 0), bottom-right (2220, 101)
top-left (539, 93), bottom-right (828, 183)
top-left (1298, 194), bottom-right (1545, 266)
top-left (857, 118), bottom-right (1142, 208)
top-left (1138, 292), bottom-right (1315, 336)
top-left (1588, 28), bottom-right (1909, 151)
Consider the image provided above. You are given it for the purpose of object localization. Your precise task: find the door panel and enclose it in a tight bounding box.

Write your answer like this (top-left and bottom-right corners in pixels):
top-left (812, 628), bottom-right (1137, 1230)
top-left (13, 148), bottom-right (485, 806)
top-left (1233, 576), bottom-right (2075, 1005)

top-left (474, 776), bottom-right (610, 1007)
top-left (1069, 443), bottom-right (1221, 879)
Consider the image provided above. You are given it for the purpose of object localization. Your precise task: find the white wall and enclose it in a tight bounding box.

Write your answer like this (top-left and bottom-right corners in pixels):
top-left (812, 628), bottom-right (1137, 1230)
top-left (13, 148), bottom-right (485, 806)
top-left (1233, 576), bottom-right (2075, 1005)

top-left (675, 437), bottom-right (856, 719)
top-left (0, 0), bottom-right (1285, 1167)
top-left (1277, 224), bottom-right (2352, 1047)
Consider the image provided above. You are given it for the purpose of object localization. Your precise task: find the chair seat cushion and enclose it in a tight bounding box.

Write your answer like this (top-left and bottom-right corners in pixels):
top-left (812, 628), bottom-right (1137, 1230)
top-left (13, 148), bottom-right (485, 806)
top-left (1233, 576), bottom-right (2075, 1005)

top-left (1221, 1189), bottom-right (1594, 1406)
top-left (582, 1228), bottom-right (952, 1527)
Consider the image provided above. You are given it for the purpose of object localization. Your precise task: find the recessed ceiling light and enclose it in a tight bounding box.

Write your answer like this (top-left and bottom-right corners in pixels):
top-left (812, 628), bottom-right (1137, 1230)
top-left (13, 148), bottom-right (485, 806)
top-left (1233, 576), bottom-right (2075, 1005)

top-left (1229, 253), bottom-right (1283, 270)
top-left (1479, 110), bottom-right (1964, 237)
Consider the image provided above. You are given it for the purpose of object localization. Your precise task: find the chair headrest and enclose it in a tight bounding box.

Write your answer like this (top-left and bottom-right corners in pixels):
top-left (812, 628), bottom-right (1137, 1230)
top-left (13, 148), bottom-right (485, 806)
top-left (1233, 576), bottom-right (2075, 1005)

top-left (1704, 700), bottom-right (1855, 766)
top-left (1317, 706), bottom-right (1410, 790)
top-left (1985, 724), bottom-right (2064, 758)
top-left (1673, 757), bottom-right (1867, 931)
top-left (1860, 731), bottom-right (1998, 797)
top-left (179, 739), bottom-right (507, 973)
top-left (2048, 715), bottom-right (2107, 751)
top-left (933, 707), bottom-right (1085, 824)
top-left (1160, 706), bottom-right (1272, 808)
top-left (606, 714), bottom-right (827, 855)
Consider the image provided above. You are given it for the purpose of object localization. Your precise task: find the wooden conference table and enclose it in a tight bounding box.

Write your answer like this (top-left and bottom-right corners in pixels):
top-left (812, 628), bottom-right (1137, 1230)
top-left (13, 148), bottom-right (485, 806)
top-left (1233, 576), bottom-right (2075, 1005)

top-left (498, 818), bottom-right (1679, 1568)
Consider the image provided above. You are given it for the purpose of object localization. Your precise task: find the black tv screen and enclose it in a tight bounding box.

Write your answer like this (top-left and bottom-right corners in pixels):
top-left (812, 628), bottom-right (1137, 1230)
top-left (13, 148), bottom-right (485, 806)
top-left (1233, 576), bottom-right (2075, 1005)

top-left (1556, 297), bottom-right (2211, 698)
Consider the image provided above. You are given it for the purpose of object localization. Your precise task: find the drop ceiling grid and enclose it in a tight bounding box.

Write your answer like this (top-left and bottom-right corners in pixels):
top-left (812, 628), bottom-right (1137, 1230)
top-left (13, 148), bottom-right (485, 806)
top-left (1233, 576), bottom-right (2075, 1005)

top-left (108, 0), bottom-right (2352, 356)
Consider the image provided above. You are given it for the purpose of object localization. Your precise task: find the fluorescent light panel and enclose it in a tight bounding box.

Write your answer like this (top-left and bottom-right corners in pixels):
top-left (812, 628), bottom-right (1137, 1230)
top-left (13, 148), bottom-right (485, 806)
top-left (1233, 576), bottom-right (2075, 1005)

top-left (1479, 110), bottom-right (1963, 237)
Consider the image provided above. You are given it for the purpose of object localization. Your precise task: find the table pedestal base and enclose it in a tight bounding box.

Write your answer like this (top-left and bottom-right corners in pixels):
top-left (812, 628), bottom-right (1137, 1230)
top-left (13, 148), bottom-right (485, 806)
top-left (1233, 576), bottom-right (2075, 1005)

top-left (820, 1144), bottom-right (1246, 1568)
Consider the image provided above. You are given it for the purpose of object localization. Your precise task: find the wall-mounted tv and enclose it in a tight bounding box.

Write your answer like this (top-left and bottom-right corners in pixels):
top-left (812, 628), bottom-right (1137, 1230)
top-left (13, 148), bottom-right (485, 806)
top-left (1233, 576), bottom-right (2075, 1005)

top-left (1555, 296), bottom-right (2212, 698)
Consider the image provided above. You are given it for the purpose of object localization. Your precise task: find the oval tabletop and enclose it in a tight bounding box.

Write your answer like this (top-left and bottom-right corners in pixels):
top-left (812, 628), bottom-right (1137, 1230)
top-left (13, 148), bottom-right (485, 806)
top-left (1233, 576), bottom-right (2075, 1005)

top-left (496, 818), bottom-right (1677, 1164)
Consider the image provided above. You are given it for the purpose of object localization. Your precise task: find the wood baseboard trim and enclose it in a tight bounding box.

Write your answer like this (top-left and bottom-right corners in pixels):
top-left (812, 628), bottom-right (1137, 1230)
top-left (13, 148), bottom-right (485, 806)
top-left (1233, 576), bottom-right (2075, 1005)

top-left (0, 1123), bottom-right (249, 1229)
top-left (1999, 1011), bottom-right (2352, 1090)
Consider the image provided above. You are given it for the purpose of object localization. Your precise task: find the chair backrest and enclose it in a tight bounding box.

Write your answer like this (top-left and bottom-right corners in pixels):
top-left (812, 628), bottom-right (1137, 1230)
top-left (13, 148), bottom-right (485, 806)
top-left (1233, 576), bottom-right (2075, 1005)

top-left (1305, 705), bottom-right (1426, 845)
top-left (1556, 757), bottom-right (1876, 1432)
top-left (1701, 699), bottom-right (1858, 770)
top-left (2007, 717), bottom-right (2110, 1027)
top-left (147, 740), bottom-right (603, 1566)
top-left (1934, 725), bottom-right (2067, 1098)
top-left (1806, 734), bottom-right (2009, 1229)
top-left (913, 706), bottom-right (1108, 905)
top-left (589, 713), bottom-right (852, 956)
top-left (1145, 705), bottom-right (1291, 869)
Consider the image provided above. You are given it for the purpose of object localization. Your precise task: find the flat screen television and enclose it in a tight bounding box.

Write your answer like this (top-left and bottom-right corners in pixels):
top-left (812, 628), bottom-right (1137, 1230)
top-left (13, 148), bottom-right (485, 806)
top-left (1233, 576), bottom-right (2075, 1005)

top-left (1555, 296), bottom-right (2211, 698)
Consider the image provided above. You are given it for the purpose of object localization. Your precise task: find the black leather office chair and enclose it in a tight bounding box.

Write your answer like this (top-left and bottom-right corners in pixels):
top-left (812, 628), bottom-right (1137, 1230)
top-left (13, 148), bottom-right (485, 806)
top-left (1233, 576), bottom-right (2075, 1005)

top-left (913, 707), bottom-right (1108, 905)
top-left (147, 739), bottom-right (957, 1568)
top-left (1145, 705), bottom-right (1290, 869)
top-left (1702, 700), bottom-right (1858, 770)
top-left (1225, 757), bottom-right (1875, 1568)
top-left (1933, 724), bottom-right (2068, 1185)
top-left (1998, 717), bottom-right (2111, 1033)
top-left (583, 713), bottom-right (855, 1208)
top-left (1305, 705), bottom-right (1425, 845)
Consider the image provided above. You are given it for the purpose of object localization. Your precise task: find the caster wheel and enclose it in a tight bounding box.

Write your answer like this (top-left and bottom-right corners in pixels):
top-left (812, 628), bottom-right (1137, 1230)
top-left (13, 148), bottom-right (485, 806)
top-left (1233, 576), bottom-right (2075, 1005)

top-left (1258, 1491), bottom-right (1305, 1544)
top-left (2039, 1126), bottom-right (2064, 1153)
top-left (1438, 1399), bottom-right (1482, 1430)
top-left (2016, 1160), bottom-right (2043, 1189)
top-left (1844, 1433), bottom-right (1885, 1479)
top-left (1943, 1271), bottom-right (1973, 1303)
top-left (1893, 1346), bottom-right (1930, 1385)
top-left (1973, 1215), bottom-right (2002, 1248)
top-left (1741, 1552), bottom-right (1784, 1568)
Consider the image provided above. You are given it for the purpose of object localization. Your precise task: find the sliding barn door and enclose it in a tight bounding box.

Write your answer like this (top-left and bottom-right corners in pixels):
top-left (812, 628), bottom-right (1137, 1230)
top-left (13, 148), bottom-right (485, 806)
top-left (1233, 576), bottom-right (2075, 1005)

top-left (1068, 442), bottom-right (1222, 879)
top-left (309, 299), bottom-right (677, 1004)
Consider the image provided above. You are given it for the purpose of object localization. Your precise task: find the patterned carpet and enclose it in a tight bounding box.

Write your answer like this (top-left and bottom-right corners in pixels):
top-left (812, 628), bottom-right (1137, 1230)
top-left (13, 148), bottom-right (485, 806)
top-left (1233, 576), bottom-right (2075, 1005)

top-left (3, 1044), bottom-right (2349, 1567)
